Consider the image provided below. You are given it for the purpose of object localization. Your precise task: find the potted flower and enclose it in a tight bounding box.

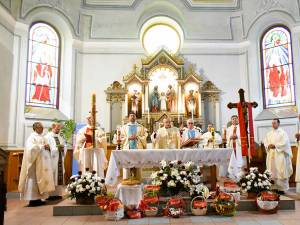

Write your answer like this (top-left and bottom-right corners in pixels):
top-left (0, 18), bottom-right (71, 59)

top-left (238, 167), bottom-right (272, 199)
top-left (67, 171), bottom-right (106, 204)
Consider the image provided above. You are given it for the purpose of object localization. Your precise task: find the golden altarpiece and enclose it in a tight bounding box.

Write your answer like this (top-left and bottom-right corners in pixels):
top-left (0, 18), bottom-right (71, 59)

top-left (105, 49), bottom-right (221, 136)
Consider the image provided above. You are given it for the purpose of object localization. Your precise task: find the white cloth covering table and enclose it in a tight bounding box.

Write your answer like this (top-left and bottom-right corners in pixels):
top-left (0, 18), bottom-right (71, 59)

top-left (115, 184), bottom-right (143, 206)
top-left (105, 148), bottom-right (235, 185)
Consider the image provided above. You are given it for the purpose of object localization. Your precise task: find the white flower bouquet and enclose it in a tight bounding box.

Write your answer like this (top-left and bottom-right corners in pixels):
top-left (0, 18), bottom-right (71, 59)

top-left (238, 167), bottom-right (272, 194)
top-left (67, 171), bottom-right (106, 203)
top-left (151, 160), bottom-right (205, 197)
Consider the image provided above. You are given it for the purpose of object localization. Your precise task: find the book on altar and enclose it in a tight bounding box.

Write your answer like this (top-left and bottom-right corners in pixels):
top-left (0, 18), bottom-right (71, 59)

top-left (180, 138), bottom-right (200, 148)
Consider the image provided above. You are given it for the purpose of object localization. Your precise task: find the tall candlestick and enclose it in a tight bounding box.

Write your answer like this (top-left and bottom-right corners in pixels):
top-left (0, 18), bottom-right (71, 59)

top-left (147, 108), bottom-right (150, 124)
top-left (91, 93), bottom-right (96, 148)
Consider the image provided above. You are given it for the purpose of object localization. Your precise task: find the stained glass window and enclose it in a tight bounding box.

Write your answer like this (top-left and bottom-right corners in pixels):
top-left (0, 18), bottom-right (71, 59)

top-left (25, 22), bottom-right (60, 108)
top-left (261, 26), bottom-right (295, 108)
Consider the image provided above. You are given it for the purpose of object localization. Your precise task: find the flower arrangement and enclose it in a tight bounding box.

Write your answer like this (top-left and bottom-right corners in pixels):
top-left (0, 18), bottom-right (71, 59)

top-left (150, 160), bottom-right (204, 196)
top-left (67, 171), bottom-right (106, 203)
top-left (238, 167), bottom-right (272, 194)
top-left (214, 192), bottom-right (237, 216)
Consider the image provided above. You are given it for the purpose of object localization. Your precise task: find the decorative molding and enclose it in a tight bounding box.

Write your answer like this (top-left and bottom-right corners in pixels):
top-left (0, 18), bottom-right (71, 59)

top-left (105, 81), bottom-right (127, 102)
top-left (20, 4), bottom-right (80, 37)
top-left (201, 81), bottom-right (221, 102)
top-left (82, 0), bottom-right (140, 9)
top-left (183, 0), bottom-right (240, 10)
top-left (255, 0), bottom-right (285, 15)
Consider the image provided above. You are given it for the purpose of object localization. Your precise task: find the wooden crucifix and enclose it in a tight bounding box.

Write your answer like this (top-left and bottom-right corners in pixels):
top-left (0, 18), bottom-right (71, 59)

top-left (227, 89), bottom-right (258, 170)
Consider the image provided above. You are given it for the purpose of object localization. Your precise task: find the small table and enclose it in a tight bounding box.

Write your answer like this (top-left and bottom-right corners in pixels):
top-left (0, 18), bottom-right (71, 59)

top-left (115, 184), bottom-right (143, 206)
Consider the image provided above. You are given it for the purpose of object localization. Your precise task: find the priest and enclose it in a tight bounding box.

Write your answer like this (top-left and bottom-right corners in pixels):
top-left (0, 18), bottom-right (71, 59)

top-left (296, 114), bottom-right (300, 193)
top-left (45, 122), bottom-right (67, 199)
top-left (264, 118), bottom-right (293, 193)
top-left (74, 114), bottom-right (107, 177)
top-left (18, 122), bottom-right (55, 206)
top-left (227, 115), bottom-right (243, 179)
top-left (151, 117), bottom-right (180, 149)
top-left (120, 111), bottom-right (148, 150)
top-left (202, 123), bottom-right (222, 149)
top-left (120, 111), bottom-right (148, 180)
top-left (181, 119), bottom-right (202, 148)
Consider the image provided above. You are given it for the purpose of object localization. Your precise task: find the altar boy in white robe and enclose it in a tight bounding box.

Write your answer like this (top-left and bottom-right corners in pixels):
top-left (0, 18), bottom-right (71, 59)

top-left (295, 114), bottom-right (300, 193)
top-left (202, 123), bottom-right (222, 149)
top-left (45, 122), bottom-right (67, 199)
top-left (74, 114), bottom-right (107, 177)
top-left (264, 118), bottom-right (293, 193)
top-left (120, 111), bottom-right (148, 180)
top-left (227, 115), bottom-right (243, 179)
top-left (181, 119), bottom-right (202, 148)
top-left (18, 122), bottom-right (55, 206)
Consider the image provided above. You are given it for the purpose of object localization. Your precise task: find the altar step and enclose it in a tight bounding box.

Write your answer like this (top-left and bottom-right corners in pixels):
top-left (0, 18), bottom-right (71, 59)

top-left (53, 196), bottom-right (295, 216)
top-left (53, 199), bottom-right (103, 216)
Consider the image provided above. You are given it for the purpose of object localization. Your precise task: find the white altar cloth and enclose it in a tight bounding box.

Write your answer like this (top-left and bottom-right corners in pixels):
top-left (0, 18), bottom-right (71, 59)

top-left (105, 148), bottom-right (235, 185)
top-left (115, 184), bottom-right (143, 206)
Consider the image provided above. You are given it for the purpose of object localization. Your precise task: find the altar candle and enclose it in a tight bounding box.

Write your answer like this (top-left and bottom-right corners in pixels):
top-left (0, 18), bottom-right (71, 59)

top-left (91, 93), bottom-right (96, 128)
top-left (222, 126), bottom-right (227, 139)
top-left (147, 108), bottom-right (150, 124)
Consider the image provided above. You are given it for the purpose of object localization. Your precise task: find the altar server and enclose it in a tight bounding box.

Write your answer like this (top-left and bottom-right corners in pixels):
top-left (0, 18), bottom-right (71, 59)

top-left (227, 115), bottom-right (244, 179)
top-left (151, 117), bottom-right (180, 149)
top-left (18, 122), bottom-right (55, 206)
top-left (264, 118), bottom-right (293, 193)
top-left (74, 114), bottom-right (107, 177)
top-left (202, 123), bottom-right (222, 149)
top-left (45, 122), bottom-right (67, 199)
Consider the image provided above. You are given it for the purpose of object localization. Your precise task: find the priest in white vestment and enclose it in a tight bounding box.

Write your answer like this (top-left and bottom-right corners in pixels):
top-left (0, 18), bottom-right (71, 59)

top-left (120, 111), bottom-right (148, 179)
top-left (18, 122), bottom-right (55, 206)
top-left (181, 119), bottom-right (202, 148)
top-left (74, 115), bottom-right (107, 177)
top-left (264, 118), bottom-right (293, 193)
top-left (151, 117), bottom-right (180, 149)
top-left (227, 115), bottom-right (244, 179)
top-left (295, 114), bottom-right (300, 193)
top-left (202, 123), bottom-right (222, 149)
top-left (45, 122), bottom-right (67, 199)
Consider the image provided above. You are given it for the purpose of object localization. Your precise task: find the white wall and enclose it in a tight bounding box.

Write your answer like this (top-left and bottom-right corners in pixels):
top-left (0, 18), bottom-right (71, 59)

top-left (1, 0), bottom-right (300, 147)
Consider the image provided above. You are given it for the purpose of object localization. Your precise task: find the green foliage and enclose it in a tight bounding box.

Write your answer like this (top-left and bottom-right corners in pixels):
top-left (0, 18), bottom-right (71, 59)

top-left (50, 118), bottom-right (76, 144)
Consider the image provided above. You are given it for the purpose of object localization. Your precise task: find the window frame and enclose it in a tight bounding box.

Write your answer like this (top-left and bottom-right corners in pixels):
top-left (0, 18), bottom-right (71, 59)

top-left (25, 21), bottom-right (61, 109)
top-left (260, 24), bottom-right (296, 109)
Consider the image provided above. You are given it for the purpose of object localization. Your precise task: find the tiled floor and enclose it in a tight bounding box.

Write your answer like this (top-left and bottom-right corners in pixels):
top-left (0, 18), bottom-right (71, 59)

top-left (4, 198), bottom-right (300, 225)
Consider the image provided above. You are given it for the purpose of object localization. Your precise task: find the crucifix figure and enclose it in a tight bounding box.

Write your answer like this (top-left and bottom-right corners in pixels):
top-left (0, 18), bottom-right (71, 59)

top-left (227, 89), bottom-right (258, 170)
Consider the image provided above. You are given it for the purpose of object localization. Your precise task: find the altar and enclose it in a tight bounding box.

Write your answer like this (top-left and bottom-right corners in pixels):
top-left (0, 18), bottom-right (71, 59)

top-left (105, 148), bottom-right (235, 187)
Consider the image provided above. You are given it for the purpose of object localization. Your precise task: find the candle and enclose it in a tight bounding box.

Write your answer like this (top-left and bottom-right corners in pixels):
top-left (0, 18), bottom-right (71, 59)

top-left (147, 108), bottom-right (150, 124)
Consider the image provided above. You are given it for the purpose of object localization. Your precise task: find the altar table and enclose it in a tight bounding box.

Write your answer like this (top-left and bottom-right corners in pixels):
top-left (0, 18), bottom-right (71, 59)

top-left (105, 148), bottom-right (234, 185)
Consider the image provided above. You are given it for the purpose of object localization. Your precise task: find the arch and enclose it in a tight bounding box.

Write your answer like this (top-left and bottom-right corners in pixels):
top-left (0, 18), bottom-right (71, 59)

top-left (25, 22), bottom-right (61, 109)
top-left (260, 25), bottom-right (296, 108)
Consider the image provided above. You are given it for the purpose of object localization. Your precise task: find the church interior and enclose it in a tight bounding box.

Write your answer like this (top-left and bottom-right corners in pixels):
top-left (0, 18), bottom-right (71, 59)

top-left (1, 0), bottom-right (300, 224)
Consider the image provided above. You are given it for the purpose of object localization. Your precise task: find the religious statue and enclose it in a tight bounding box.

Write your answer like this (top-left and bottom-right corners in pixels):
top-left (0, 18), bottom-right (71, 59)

top-left (150, 85), bottom-right (160, 112)
top-left (185, 89), bottom-right (199, 118)
top-left (160, 92), bottom-right (167, 111)
top-left (131, 90), bottom-right (139, 115)
top-left (166, 84), bottom-right (176, 112)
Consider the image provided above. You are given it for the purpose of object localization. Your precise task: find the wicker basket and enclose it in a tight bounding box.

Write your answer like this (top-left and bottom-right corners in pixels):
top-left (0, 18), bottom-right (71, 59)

top-left (191, 196), bottom-right (207, 216)
top-left (105, 208), bottom-right (124, 221)
top-left (214, 192), bottom-right (237, 217)
top-left (166, 197), bottom-right (185, 218)
top-left (144, 207), bottom-right (158, 217)
top-left (256, 191), bottom-right (279, 214)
